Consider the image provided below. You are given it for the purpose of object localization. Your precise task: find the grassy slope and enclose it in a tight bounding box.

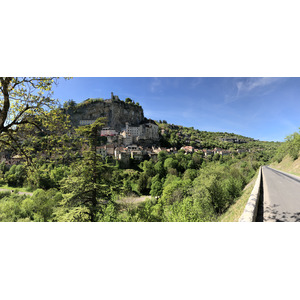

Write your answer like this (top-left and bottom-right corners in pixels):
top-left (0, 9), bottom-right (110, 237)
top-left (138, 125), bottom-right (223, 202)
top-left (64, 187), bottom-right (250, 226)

top-left (217, 170), bottom-right (259, 222)
top-left (270, 155), bottom-right (300, 177)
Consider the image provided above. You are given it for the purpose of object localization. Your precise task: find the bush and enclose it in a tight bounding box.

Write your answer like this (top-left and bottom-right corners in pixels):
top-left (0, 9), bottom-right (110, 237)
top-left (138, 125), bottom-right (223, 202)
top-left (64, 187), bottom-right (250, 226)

top-left (4, 165), bottom-right (26, 187)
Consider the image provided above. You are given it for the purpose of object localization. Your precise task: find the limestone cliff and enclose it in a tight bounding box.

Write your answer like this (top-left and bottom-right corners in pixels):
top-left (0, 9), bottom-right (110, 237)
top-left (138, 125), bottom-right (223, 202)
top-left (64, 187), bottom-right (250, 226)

top-left (67, 97), bottom-right (145, 131)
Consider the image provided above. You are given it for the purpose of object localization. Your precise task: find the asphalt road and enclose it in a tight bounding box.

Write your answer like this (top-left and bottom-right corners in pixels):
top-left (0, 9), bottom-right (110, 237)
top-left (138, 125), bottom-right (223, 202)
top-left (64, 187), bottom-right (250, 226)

top-left (262, 166), bottom-right (300, 222)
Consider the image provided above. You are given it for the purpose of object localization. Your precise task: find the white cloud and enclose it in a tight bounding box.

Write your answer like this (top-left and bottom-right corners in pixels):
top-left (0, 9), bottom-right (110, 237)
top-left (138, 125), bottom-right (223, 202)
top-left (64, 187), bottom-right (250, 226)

top-left (225, 77), bottom-right (284, 103)
top-left (236, 77), bottom-right (281, 95)
top-left (150, 77), bottom-right (162, 93)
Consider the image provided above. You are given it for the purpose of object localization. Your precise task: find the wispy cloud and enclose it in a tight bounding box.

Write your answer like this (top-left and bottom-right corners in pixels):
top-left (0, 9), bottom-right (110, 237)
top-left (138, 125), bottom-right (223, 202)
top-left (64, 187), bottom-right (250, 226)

top-left (150, 78), bottom-right (162, 93)
top-left (236, 77), bottom-right (280, 95)
top-left (190, 78), bottom-right (203, 88)
top-left (225, 77), bottom-right (284, 103)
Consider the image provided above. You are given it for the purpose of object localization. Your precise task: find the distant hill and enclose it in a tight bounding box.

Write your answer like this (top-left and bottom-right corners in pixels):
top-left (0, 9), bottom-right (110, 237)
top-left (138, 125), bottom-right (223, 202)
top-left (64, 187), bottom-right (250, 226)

top-left (156, 121), bottom-right (280, 151)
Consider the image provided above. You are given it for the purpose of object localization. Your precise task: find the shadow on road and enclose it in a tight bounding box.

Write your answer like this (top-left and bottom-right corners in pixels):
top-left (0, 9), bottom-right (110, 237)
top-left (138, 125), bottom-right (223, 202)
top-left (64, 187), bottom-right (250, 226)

top-left (263, 204), bottom-right (300, 222)
top-left (259, 167), bottom-right (300, 222)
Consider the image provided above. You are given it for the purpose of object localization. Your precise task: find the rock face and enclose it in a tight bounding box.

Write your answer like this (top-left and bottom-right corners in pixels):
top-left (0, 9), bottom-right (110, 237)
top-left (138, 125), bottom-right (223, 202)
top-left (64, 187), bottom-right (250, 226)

top-left (68, 97), bottom-right (144, 132)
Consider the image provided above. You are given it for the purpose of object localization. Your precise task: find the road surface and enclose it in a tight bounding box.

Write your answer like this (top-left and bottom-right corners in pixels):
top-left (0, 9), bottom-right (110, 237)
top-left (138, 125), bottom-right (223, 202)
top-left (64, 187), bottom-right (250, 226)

top-left (262, 166), bottom-right (300, 222)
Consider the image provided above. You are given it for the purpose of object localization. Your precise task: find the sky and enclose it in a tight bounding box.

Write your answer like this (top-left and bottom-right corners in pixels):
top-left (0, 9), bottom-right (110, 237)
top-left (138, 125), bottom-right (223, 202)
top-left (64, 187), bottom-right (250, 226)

top-left (52, 77), bottom-right (300, 142)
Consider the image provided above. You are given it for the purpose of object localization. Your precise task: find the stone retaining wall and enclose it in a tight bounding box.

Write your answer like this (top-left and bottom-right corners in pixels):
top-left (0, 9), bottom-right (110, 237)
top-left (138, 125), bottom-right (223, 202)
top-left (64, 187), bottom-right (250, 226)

top-left (239, 167), bottom-right (262, 222)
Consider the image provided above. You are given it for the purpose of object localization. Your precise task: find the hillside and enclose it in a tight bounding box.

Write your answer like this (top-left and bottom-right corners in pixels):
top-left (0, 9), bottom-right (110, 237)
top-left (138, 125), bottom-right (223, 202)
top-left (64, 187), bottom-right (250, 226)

top-left (271, 129), bottom-right (300, 176)
top-left (62, 94), bottom-right (281, 155)
top-left (157, 121), bottom-right (280, 152)
top-left (270, 155), bottom-right (300, 177)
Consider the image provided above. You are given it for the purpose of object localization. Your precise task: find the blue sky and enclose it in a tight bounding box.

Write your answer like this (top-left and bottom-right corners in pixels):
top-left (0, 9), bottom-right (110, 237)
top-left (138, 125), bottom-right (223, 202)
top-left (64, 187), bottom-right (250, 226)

top-left (52, 77), bottom-right (300, 142)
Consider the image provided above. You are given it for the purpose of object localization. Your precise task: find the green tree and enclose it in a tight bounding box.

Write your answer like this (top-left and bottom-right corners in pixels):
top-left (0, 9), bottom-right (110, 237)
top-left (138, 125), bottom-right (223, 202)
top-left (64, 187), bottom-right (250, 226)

top-left (154, 161), bottom-right (166, 178)
top-left (137, 173), bottom-right (151, 195)
top-left (125, 98), bottom-right (133, 104)
top-left (157, 150), bottom-right (168, 162)
top-left (150, 175), bottom-right (163, 197)
top-left (63, 99), bottom-right (76, 109)
top-left (59, 118), bottom-right (116, 221)
top-left (0, 77), bottom-right (60, 135)
top-left (4, 165), bottom-right (26, 187)
top-left (163, 157), bottom-right (178, 170)
top-left (29, 189), bottom-right (63, 221)
top-left (0, 77), bottom-right (71, 167)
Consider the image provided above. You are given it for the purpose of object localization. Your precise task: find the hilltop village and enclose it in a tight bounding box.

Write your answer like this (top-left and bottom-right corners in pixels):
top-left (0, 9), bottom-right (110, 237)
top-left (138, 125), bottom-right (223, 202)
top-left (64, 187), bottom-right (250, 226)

top-left (65, 93), bottom-right (254, 167)
top-left (0, 93), bottom-right (258, 167)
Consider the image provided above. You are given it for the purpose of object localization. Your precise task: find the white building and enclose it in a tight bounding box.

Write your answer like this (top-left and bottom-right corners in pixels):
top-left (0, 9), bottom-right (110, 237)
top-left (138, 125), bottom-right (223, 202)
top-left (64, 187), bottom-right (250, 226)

top-left (101, 128), bottom-right (118, 136)
top-left (124, 122), bottom-right (141, 137)
top-left (79, 120), bottom-right (96, 126)
top-left (122, 121), bottom-right (159, 140)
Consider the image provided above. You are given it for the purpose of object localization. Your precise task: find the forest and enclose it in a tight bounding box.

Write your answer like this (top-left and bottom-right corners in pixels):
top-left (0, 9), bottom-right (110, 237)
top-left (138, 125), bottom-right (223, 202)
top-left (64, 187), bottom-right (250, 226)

top-left (0, 140), bottom-right (274, 222)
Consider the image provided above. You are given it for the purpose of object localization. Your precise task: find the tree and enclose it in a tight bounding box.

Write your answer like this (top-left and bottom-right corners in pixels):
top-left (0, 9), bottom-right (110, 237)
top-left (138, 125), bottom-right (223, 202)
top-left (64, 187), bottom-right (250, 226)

top-left (0, 77), bottom-right (70, 165)
top-left (137, 173), bottom-right (151, 195)
top-left (0, 77), bottom-right (59, 135)
top-left (213, 153), bottom-right (220, 161)
top-left (163, 157), bottom-right (178, 170)
top-left (150, 175), bottom-right (163, 197)
top-left (125, 98), bottom-right (133, 104)
top-left (154, 161), bottom-right (166, 178)
top-left (139, 160), bottom-right (155, 177)
top-left (59, 118), bottom-right (117, 221)
top-left (157, 150), bottom-right (168, 162)
top-left (4, 164), bottom-right (26, 187)
top-left (63, 99), bottom-right (76, 110)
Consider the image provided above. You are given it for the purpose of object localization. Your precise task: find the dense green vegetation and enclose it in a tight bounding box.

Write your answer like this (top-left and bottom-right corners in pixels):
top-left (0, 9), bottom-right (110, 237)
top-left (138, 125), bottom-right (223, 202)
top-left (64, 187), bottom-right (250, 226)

top-left (273, 129), bottom-right (300, 162)
top-left (157, 121), bottom-right (280, 152)
top-left (0, 138), bottom-right (275, 221)
top-left (63, 97), bottom-right (141, 112)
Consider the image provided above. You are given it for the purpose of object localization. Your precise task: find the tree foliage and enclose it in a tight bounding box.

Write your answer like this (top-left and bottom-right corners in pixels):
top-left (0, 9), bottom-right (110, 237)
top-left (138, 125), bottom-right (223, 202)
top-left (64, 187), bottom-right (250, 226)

top-left (0, 77), bottom-right (59, 134)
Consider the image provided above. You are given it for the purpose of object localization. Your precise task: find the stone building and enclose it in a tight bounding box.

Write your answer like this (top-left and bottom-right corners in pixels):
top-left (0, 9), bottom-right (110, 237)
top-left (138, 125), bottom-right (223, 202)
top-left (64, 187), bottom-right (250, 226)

top-left (122, 120), bottom-right (159, 142)
top-left (130, 150), bottom-right (143, 161)
top-left (101, 127), bottom-right (118, 136)
top-left (120, 131), bottom-right (133, 146)
top-left (124, 122), bottom-right (141, 137)
top-left (106, 144), bottom-right (115, 156)
top-left (96, 146), bottom-right (107, 158)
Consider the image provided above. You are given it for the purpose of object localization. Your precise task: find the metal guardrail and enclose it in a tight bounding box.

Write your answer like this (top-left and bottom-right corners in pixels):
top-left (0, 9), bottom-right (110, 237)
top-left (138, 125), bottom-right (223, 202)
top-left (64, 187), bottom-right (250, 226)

top-left (239, 167), bottom-right (262, 222)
